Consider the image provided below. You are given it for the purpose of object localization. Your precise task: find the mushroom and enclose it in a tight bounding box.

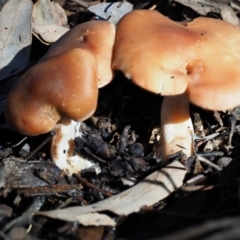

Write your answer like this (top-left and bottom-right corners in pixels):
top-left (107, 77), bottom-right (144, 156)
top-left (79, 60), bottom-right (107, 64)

top-left (4, 48), bottom-right (99, 174)
top-left (40, 20), bottom-right (116, 173)
top-left (40, 20), bottom-right (115, 87)
top-left (5, 20), bottom-right (116, 174)
top-left (5, 48), bottom-right (98, 136)
top-left (112, 10), bottom-right (240, 164)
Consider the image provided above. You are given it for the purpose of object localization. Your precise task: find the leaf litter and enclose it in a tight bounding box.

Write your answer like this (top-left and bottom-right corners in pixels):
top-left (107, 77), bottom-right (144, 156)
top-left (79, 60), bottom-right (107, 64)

top-left (0, 0), bottom-right (240, 239)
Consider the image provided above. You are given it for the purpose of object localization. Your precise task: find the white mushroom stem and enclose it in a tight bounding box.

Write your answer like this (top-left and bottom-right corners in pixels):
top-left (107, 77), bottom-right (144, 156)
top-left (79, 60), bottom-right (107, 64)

top-left (155, 92), bottom-right (194, 164)
top-left (50, 118), bottom-right (98, 175)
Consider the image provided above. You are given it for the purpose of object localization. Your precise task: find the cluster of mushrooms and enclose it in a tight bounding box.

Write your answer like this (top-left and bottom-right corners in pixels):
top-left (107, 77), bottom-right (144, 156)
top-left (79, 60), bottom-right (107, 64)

top-left (5, 10), bottom-right (240, 174)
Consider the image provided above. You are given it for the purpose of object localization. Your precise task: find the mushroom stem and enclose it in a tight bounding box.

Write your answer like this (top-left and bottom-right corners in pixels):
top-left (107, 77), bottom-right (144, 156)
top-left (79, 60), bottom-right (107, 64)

top-left (51, 118), bottom-right (96, 175)
top-left (155, 92), bottom-right (194, 164)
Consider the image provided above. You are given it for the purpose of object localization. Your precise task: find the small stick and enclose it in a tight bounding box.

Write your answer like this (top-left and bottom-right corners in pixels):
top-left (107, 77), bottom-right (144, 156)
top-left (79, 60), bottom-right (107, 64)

top-left (11, 137), bottom-right (27, 148)
top-left (196, 155), bottom-right (222, 171)
top-left (227, 114), bottom-right (237, 149)
top-left (25, 131), bottom-right (56, 162)
top-left (198, 151), bottom-right (224, 158)
top-left (73, 173), bottom-right (113, 198)
top-left (84, 147), bottom-right (107, 163)
top-left (18, 184), bottom-right (83, 197)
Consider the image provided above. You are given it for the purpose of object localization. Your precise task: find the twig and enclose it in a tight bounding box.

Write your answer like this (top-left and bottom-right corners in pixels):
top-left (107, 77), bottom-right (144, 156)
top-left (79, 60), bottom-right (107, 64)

top-left (180, 184), bottom-right (215, 192)
top-left (226, 114), bottom-right (237, 150)
top-left (198, 151), bottom-right (224, 158)
top-left (25, 131), bottom-right (56, 162)
top-left (11, 137), bottom-right (27, 148)
top-left (84, 147), bottom-right (107, 163)
top-left (18, 184), bottom-right (83, 197)
top-left (196, 155), bottom-right (222, 171)
top-left (73, 173), bottom-right (113, 198)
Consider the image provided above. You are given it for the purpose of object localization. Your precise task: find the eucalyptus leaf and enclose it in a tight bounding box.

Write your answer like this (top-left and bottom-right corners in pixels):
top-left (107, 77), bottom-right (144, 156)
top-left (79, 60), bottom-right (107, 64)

top-left (0, 0), bottom-right (32, 81)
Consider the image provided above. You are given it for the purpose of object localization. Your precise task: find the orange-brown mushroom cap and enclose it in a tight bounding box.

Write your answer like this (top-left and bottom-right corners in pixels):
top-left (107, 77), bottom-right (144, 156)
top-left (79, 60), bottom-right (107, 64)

top-left (113, 10), bottom-right (240, 110)
top-left (112, 10), bottom-right (192, 95)
top-left (185, 17), bottom-right (240, 110)
top-left (4, 48), bottom-right (98, 136)
top-left (41, 21), bottom-right (116, 88)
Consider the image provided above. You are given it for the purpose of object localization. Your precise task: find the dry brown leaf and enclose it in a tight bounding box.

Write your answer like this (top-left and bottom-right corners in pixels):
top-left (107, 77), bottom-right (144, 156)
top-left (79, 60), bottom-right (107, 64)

top-left (32, 0), bottom-right (69, 45)
top-left (38, 161), bottom-right (186, 226)
top-left (77, 226), bottom-right (105, 240)
top-left (0, 0), bottom-right (32, 81)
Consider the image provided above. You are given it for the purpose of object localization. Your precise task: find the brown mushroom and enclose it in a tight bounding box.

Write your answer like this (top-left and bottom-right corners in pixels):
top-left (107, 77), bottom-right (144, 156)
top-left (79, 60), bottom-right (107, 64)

top-left (5, 48), bottom-right (98, 136)
top-left (113, 10), bottom-right (240, 164)
top-left (40, 20), bottom-right (116, 87)
top-left (5, 20), bottom-right (116, 174)
top-left (5, 48), bottom-right (98, 174)
top-left (41, 20), bottom-right (116, 173)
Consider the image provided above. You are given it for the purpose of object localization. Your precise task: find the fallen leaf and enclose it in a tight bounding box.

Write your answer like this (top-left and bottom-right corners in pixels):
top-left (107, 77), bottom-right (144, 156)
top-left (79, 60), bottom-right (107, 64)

top-left (0, 158), bottom-right (65, 188)
top-left (70, 212), bottom-right (115, 227)
top-left (175, 0), bottom-right (239, 26)
top-left (32, 0), bottom-right (69, 44)
top-left (88, 2), bottom-right (133, 24)
top-left (0, 0), bottom-right (32, 81)
top-left (38, 161), bottom-right (186, 226)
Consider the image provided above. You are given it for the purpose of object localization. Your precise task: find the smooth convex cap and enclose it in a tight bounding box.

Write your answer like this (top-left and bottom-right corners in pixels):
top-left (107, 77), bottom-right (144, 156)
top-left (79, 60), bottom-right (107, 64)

top-left (4, 48), bottom-right (98, 136)
top-left (113, 10), bottom-right (240, 110)
top-left (113, 10), bottom-right (191, 95)
top-left (41, 20), bottom-right (116, 88)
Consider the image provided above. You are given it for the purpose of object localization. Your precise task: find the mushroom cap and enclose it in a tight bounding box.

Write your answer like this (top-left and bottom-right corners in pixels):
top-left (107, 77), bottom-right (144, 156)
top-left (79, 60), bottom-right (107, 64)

top-left (5, 48), bottom-right (98, 136)
top-left (41, 21), bottom-right (116, 88)
top-left (113, 10), bottom-right (240, 110)
top-left (186, 17), bottom-right (240, 110)
top-left (112, 10), bottom-right (193, 95)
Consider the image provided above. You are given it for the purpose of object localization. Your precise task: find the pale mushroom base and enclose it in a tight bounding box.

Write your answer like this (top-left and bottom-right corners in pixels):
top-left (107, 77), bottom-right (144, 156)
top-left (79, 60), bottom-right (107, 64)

top-left (51, 119), bottom-right (100, 175)
top-left (155, 92), bottom-right (194, 164)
